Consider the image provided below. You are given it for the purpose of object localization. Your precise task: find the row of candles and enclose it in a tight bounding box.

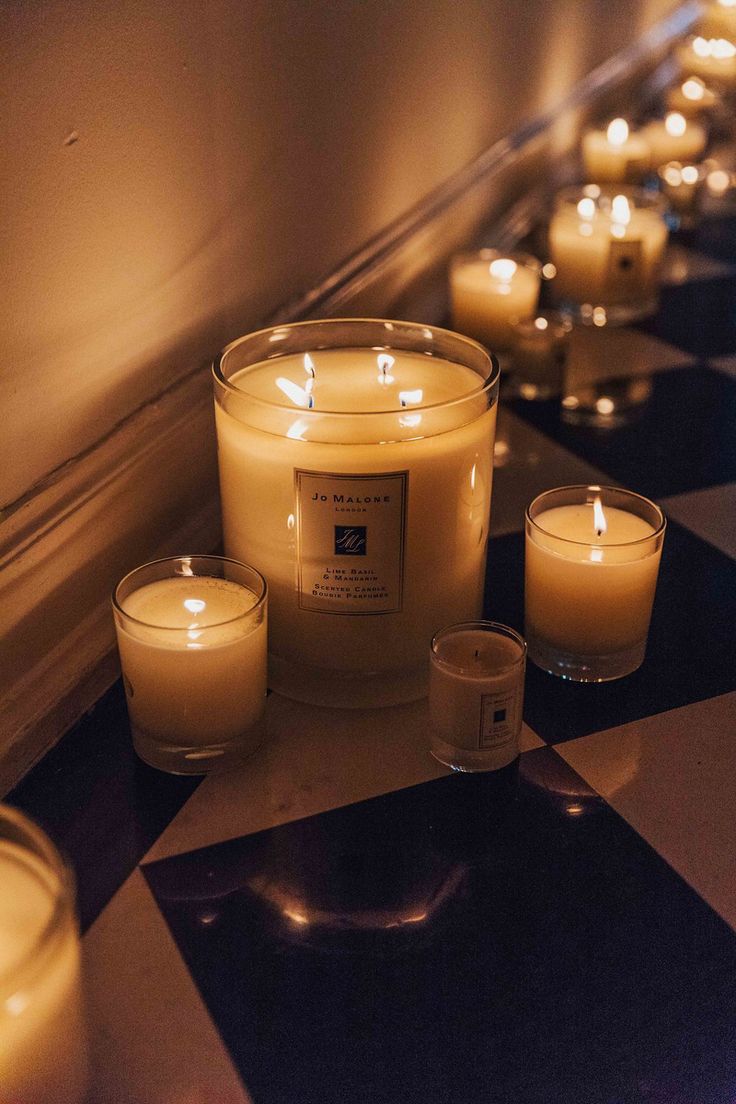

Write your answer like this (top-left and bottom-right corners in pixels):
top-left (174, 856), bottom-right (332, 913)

top-left (6, 7), bottom-right (736, 1099)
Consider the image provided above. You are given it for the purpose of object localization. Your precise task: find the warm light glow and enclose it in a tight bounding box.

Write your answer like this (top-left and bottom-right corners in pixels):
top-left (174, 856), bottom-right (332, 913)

top-left (593, 307), bottom-right (608, 327)
top-left (606, 117), bottom-right (629, 147)
top-left (377, 352), bottom-right (396, 384)
top-left (681, 165), bottom-right (699, 184)
top-left (276, 376), bottom-right (311, 407)
top-left (542, 262), bottom-right (557, 279)
top-left (692, 36), bottom-right (710, 56)
top-left (682, 76), bottom-right (706, 101)
top-left (183, 599), bottom-right (206, 616)
top-left (534, 316), bottom-right (549, 331)
top-left (489, 257), bottom-right (518, 281)
top-left (470, 463), bottom-right (477, 491)
top-left (595, 396), bottom-right (615, 416)
top-left (303, 353), bottom-right (316, 378)
top-left (663, 163), bottom-right (683, 186)
top-left (611, 194), bottom-right (631, 225)
top-left (665, 112), bottom-right (687, 137)
top-left (577, 197), bottom-right (596, 220)
top-left (593, 495), bottom-right (608, 534)
top-left (707, 167), bottom-right (732, 194)
top-left (713, 37), bottom-right (736, 58)
top-left (399, 388), bottom-right (423, 406)
top-left (719, 0), bottom-right (736, 8)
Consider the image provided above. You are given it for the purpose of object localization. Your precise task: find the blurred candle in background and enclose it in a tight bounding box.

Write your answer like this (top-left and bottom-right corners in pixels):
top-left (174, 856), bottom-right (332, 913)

top-left (677, 36), bottom-right (736, 86)
top-left (581, 118), bottom-right (650, 183)
top-left (642, 112), bottom-right (707, 170)
top-left (449, 250), bottom-right (541, 351)
top-left (665, 75), bottom-right (720, 117)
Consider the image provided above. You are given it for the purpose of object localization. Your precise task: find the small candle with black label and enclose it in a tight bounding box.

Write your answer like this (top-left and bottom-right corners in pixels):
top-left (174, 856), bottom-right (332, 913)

top-left (429, 621), bottom-right (526, 773)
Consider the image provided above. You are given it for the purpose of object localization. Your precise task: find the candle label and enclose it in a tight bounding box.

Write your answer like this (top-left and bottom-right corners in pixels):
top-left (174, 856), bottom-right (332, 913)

top-left (606, 239), bottom-right (644, 298)
top-left (479, 689), bottom-right (522, 749)
top-left (295, 469), bottom-right (407, 615)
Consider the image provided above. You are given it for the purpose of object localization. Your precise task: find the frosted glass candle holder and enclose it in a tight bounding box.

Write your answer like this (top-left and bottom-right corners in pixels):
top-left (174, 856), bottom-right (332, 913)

top-left (113, 554), bottom-right (268, 774)
top-left (525, 486), bottom-right (666, 682)
top-left (0, 804), bottom-right (89, 1104)
top-left (213, 319), bottom-right (499, 709)
top-left (548, 186), bottom-right (669, 324)
top-left (429, 621), bottom-right (526, 773)
top-left (449, 249), bottom-right (542, 352)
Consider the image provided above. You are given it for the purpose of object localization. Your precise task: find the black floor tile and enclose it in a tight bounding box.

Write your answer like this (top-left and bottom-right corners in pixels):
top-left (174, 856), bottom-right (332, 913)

top-left (484, 522), bottom-right (736, 744)
top-left (7, 681), bottom-right (202, 931)
top-left (508, 365), bottom-right (736, 499)
top-left (144, 749), bottom-right (736, 1104)
top-left (637, 275), bottom-right (736, 357)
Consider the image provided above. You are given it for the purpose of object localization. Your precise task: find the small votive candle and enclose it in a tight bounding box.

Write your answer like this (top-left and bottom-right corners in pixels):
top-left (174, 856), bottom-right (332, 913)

top-left (581, 118), bottom-right (650, 183)
top-left (429, 621), bottom-right (526, 772)
top-left (676, 36), bottom-right (736, 87)
top-left (449, 249), bottom-right (541, 352)
top-left (658, 161), bottom-right (706, 224)
top-left (548, 186), bottom-right (669, 323)
top-left (525, 485), bottom-right (666, 682)
top-left (642, 112), bottom-right (707, 170)
top-left (113, 554), bottom-right (268, 774)
top-left (507, 311), bottom-right (571, 400)
top-left (666, 75), bottom-right (720, 118)
top-left (0, 804), bottom-right (89, 1104)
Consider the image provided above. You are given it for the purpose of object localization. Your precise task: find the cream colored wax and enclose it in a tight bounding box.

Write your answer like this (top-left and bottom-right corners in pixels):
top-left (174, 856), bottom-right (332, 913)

top-left (215, 347), bottom-right (496, 706)
top-left (525, 503), bottom-right (661, 655)
top-left (581, 119), bottom-right (650, 183)
top-left (450, 256), bottom-right (540, 350)
top-left (117, 576), bottom-right (267, 748)
top-left (0, 843), bottom-right (88, 1104)
top-left (549, 193), bottom-right (668, 309)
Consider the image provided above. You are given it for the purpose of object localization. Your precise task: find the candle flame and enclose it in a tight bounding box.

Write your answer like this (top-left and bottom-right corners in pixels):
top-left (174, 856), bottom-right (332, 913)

top-left (377, 352), bottom-right (395, 384)
top-left (665, 112), bottom-right (687, 137)
top-left (276, 376), bottom-right (311, 407)
top-left (606, 117), bottom-right (629, 147)
top-left (663, 162), bottom-right (683, 186)
top-left (681, 164), bottom-right (699, 184)
top-left (183, 599), bottom-right (206, 616)
top-left (693, 36), bottom-right (736, 58)
top-left (488, 257), bottom-right (517, 281)
top-left (682, 76), bottom-right (705, 101)
top-left (286, 418), bottom-right (309, 440)
top-left (399, 388), bottom-right (423, 407)
top-left (303, 353), bottom-right (316, 378)
top-left (707, 167), bottom-right (732, 194)
top-left (713, 37), bottom-right (736, 57)
top-left (534, 316), bottom-right (549, 331)
top-left (577, 197), bottom-right (596, 220)
top-left (593, 495), bottom-right (607, 537)
top-left (611, 194), bottom-right (631, 225)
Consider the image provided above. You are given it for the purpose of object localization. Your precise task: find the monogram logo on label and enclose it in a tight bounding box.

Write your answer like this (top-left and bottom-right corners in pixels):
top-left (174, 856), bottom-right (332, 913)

top-left (334, 526), bottom-right (367, 555)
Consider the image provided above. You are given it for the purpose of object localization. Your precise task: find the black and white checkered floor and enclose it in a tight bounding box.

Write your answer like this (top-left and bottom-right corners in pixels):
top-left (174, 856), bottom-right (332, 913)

top-left (10, 214), bottom-right (736, 1103)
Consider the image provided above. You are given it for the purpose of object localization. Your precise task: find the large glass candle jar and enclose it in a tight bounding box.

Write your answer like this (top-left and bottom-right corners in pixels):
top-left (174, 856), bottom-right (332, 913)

top-left (0, 804), bottom-right (89, 1104)
top-left (213, 319), bottom-right (499, 708)
top-left (548, 186), bottom-right (669, 323)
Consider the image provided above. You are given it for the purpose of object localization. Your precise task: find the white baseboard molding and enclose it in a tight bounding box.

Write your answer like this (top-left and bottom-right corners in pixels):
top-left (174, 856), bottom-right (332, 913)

top-left (0, 1), bottom-right (698, 793)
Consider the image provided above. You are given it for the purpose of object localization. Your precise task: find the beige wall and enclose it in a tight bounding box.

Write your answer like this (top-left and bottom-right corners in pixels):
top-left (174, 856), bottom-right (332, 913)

top-left (2, 0), bottom-right (677, 508)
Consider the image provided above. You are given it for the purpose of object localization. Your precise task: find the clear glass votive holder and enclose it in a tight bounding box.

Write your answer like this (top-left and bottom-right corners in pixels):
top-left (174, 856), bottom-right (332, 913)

top-left (658, 161), bottom-right (706, 227)
top-left (525, 486), bottom-right (666, 682)
top-left (113, 554), bottom-right (268, 774)
top-left (547, 185), bottom-right (669, 324)
top-left (449, 248), bottom-right (542, 352)
top-left (507, 310), bottom-right (572, 400)
top-left (429, 621), bottom-right (526, 772)
top-left (0, 804), bottom-right (89, 1104)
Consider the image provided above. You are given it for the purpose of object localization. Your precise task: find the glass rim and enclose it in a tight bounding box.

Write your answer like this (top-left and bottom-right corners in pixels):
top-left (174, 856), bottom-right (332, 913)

top-left (526, 485), bottom-right (666, 548)
top-left (450, 247), bottom-right (543, 274)
top-left (0, 803), bottom-right (75, 992)
top-left (112, 554), bottom-right (268, 631)
top-left (554, 184), bottom-right (667, 214)
top-left (212, 317), bottom-right (500, 418)
top-left (431, 619), bottom-right (527, 675)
